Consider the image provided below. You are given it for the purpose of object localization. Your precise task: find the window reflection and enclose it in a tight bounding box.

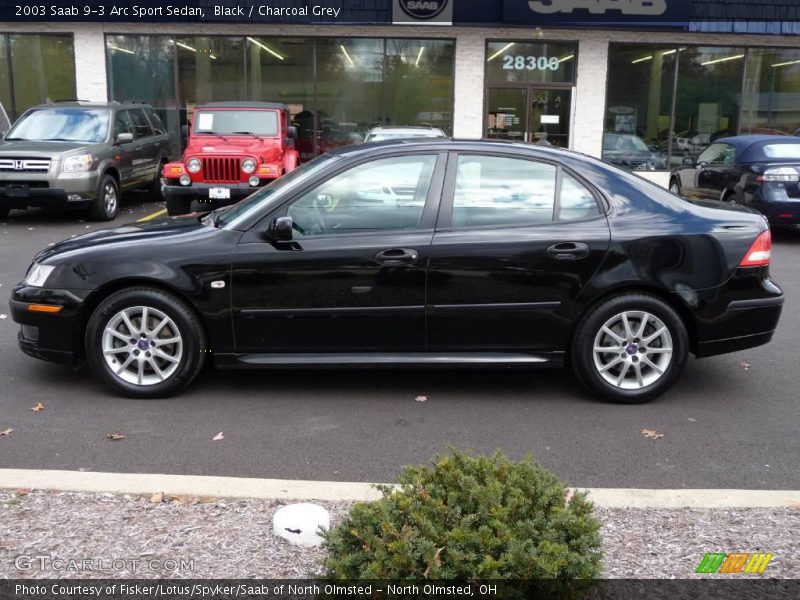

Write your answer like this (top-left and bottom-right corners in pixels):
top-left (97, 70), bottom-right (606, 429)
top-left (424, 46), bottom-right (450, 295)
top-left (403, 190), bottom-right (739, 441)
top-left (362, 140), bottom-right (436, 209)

top-left (742, 48), bottom-right (800, 136)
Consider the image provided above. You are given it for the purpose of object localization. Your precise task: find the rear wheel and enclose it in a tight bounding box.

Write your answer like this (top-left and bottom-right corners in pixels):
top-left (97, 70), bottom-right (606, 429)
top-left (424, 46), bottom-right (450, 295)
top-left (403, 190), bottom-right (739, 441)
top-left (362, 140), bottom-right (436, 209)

top-left (669, 179), bottom-right (681, 197)
top-left (150, 161), bottom-right (166, 201)
top-left (570, 293), bottom-right (688, 403)
top-left (88, 174), bottom-right (120, 221)
top-left (85, 287), bottom-right (207, 398)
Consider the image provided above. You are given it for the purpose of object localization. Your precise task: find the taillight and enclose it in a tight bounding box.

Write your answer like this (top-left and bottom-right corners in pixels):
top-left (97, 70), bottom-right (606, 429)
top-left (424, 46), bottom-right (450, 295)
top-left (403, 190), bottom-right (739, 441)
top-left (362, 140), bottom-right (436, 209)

top-left (739, 229), bottom-right (771, 267)
top-left (755, 167), bottom-right (800, 183)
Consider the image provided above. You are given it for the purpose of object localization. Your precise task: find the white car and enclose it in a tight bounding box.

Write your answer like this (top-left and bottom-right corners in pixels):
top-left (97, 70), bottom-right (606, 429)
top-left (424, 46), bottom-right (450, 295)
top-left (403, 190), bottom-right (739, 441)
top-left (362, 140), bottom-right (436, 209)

top-left (364, 126), bottom-right (446, 143)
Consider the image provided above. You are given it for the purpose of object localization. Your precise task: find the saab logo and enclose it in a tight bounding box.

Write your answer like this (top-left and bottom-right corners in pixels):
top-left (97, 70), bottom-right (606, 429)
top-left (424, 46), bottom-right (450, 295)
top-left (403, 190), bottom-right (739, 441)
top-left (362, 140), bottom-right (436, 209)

top-left (399, 0), bottom-right (448, 20)
top-left (528, 0), bottom-right (668, 15)
top-left (696, 552), bottom-right (774, 574)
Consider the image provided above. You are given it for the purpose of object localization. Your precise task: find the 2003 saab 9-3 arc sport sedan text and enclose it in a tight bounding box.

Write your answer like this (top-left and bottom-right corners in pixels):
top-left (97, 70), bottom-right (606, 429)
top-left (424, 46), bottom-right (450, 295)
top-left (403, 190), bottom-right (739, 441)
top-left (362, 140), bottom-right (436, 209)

top-left (10, 140), bottom-right (784, 403)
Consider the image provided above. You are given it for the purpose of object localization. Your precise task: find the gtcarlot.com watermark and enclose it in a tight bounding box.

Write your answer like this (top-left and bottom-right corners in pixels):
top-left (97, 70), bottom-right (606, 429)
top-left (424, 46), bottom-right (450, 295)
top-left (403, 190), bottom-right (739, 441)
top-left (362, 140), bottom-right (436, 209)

top-left (14, 554), bottom-right (195, 573)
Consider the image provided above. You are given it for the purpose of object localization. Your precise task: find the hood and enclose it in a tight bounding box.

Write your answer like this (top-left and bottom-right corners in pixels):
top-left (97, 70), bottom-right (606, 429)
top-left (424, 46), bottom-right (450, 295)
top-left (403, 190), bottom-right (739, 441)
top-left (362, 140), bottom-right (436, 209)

top-left (35, 215), bottom-right (209, 264)
top-left (0, 139), bottom-right (105, 158)
top-left (186, 137), bottom-right (283, 162)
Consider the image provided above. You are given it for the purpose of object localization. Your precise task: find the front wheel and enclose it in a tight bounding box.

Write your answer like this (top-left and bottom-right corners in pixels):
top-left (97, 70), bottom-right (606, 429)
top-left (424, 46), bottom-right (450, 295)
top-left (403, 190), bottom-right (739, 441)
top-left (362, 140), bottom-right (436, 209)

top-left (89, 174), bottom-right (120, 221)
top-left (570, 293), bottom-right (689, 403)
top-left (669, 179), bottom-right (681, 197)
top-left (85, 288), bottom-right (207, 398)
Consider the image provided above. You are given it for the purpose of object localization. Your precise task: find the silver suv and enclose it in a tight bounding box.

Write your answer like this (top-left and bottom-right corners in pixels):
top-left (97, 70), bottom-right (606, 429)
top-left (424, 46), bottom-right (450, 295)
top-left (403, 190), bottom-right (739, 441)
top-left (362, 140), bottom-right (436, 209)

top-left (0, 101), bottom-right (171, 221)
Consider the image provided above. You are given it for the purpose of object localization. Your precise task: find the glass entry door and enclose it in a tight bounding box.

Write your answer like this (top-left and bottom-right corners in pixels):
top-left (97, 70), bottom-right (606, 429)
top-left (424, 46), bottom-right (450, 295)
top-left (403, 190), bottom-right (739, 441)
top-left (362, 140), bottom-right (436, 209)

top-left (487, 87), bottom-right (572, 148)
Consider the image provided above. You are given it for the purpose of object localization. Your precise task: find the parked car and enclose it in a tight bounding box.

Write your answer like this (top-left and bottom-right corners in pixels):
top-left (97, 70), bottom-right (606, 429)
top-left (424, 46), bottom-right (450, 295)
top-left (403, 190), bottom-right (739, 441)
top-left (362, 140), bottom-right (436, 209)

top-left (0, 101), bottom-right (170, 220)
top-left (673, 130), bottom-right (711, 153)
top-left (11, 140), bottom-right (783, 403)
top-left (162, 102), bottom-right (299, 216)
top-left (364, 126), bottom-right (446, 143)
top-left (602, 133), bottom-right (666, 171)
top-left (669, 135), bottom-right (800, 226)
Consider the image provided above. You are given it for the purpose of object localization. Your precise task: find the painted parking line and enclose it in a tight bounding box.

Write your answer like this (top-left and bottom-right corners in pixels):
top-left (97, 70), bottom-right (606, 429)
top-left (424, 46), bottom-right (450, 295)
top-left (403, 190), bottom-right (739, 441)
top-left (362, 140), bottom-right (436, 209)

top-left (137, 208), bottom-right (167, 222)
top-left (1, 469), bottom-right (799, 508)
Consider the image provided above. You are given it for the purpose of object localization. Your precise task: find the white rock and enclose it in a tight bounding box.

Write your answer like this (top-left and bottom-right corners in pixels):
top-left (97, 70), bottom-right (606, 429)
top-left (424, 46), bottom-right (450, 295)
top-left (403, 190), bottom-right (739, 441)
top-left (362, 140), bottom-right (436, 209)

top-left (273, 503), bottom-right (330, 547)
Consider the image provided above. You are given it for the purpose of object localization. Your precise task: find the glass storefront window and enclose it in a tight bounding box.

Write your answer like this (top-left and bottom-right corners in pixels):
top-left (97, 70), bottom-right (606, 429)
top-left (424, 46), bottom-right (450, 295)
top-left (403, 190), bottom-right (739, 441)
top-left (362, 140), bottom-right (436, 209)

top-left (385, 39), bottom-right (454, 134)
top-left (603, 45), bottom-right (676, 171)
top-left (670, 46), bottom-right (745, 166)
top-left (486, 41), bottom-right (577, 84)
top-left (0, 33), bottom-right (76, 121)
top-left (106, 35), bottom-right (179, 155)
top-left (107, 35), bottom-right (455, 159)
top-left (742, 48), bottom-right (800, 136)
top-left (316, 38), bottom-right (383, 150)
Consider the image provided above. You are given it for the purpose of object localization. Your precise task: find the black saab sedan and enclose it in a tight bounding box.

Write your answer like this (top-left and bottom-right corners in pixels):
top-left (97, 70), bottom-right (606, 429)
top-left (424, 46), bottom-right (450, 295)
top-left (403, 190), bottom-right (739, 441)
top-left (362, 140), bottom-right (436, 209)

top-left (11, 140), bottom-right (784, 403)
top-left (670, 135), bottom-right (800, 226)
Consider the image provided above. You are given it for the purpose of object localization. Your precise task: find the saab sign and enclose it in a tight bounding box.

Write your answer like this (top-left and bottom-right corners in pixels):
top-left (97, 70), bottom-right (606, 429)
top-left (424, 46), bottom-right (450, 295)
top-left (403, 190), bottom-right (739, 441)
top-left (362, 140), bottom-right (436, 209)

top-left (504, 0), bottom-right (690, 24)
top-left (394, 0), bottom-right (452, 24)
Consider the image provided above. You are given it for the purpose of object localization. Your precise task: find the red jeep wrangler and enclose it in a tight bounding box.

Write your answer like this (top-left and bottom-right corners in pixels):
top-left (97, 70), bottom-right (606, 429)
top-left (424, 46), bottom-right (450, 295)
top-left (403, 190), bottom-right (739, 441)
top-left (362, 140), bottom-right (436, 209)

top-left (162, 101), bottom-right (299, 215)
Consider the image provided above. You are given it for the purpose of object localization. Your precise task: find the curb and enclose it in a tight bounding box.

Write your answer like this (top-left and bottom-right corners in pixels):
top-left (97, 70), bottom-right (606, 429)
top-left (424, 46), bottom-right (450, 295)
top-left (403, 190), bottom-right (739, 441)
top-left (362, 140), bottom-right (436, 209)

top-left (1, 469), bottom-right (799, 508)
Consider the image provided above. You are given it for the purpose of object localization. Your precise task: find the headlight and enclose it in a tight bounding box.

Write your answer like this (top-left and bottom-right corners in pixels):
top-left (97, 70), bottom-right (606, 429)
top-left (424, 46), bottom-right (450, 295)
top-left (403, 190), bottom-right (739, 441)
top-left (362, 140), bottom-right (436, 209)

top-left (62, 154), bottom-right (94, 172)
top-left (241, 158), bottom-right (257, 174)
top-left (186, 158), bottom-right (202, 173)
top-left (25, 263), bottom-right (55, 287)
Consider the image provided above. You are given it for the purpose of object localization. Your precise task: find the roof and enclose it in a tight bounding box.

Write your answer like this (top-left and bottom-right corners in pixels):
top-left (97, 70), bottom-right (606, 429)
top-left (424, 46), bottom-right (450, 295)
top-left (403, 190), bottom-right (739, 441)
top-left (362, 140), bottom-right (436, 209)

top-left (714, 135), bottom-right (800, 162)
top-left (32, 101), bottom-right (148, 109)
top-left (196, 101), bottom-right (289, 111)
top-left (326, 138), bottom-right (580, 160)
top-left (368, 126), bottom-right (444, 132)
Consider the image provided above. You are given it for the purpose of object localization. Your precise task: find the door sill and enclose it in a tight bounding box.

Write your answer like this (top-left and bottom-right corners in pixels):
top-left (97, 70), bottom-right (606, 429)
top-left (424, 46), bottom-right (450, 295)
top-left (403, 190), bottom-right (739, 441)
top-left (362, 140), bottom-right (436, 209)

top-left (216, 352), bottom-right (561, 369)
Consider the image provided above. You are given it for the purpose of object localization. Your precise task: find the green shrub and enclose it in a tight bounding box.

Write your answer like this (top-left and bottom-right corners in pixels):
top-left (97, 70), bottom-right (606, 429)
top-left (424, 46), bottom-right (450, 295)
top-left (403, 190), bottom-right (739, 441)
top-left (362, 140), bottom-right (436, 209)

top-left (321, 449), bottom-right (602, 579)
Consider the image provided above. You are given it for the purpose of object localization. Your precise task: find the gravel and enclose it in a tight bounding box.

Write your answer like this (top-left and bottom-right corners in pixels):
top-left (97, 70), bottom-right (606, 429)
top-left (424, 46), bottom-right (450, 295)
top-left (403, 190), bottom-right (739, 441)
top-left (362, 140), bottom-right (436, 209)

top-left (1, 490), bottom-right (798, 579)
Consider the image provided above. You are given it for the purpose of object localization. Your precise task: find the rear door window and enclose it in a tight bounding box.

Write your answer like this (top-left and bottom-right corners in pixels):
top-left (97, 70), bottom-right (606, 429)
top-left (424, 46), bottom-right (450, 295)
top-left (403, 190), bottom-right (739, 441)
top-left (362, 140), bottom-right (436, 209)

top-left (129, 108), bottom-right (154, 139)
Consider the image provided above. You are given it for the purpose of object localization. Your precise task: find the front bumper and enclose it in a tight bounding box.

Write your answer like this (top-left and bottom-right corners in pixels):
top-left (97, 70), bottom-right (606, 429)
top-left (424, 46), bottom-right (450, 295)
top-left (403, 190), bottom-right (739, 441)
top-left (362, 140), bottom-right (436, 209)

top-left (10, 285), bottom-right (93, 365)
top-left (0, 171), bottom-right (100, 210)
top-left (162, 181), bottom-right (268, 206)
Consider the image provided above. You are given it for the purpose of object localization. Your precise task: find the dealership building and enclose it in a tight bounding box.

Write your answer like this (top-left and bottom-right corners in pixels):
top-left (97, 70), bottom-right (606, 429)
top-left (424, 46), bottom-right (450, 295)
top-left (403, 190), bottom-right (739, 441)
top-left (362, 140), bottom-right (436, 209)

top-left (1, 0), bottom-right (799, 184)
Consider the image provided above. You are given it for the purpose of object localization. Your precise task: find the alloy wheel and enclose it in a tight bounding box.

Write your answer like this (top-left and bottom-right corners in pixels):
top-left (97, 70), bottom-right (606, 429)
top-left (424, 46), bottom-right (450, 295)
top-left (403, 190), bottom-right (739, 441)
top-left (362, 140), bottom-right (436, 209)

top-left (103, 183), bottom-right (118, 216)
top-left (101, 305), bottom-right (183, 386)
top-left (592, 310), bottom-right (673, 390)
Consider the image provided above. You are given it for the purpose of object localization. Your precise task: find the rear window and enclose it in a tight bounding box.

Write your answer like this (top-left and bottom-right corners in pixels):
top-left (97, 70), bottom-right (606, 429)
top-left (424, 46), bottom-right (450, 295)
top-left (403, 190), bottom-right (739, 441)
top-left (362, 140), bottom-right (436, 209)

top-left (194, 110), bottom-right (279, 136)
top-left (762, 144), bottom-right (800, 159)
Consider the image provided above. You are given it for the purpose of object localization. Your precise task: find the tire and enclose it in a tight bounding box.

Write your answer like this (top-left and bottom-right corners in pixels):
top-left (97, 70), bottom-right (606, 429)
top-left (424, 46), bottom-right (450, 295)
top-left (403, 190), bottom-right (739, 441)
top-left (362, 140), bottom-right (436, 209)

top-left (85, 287), bottom-right (207, 398)
top-left (570, 293), bottom-right (689, 404)
top-left (88, 174), bottom-right (120, 221)
top-left (165, 195), bottom-right (192, 216)
top-left (149, 167), bottom-right (165, 202)
top-left (668, 179), bottom-right (681, 197)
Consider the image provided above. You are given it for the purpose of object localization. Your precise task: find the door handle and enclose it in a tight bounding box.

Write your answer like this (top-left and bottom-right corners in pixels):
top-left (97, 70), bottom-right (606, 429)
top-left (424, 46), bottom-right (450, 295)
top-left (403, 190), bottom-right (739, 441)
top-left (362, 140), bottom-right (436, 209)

top-left (374, 248), bottom-right (419, 266)
top-left (546, 242), bottom-right (590, 260)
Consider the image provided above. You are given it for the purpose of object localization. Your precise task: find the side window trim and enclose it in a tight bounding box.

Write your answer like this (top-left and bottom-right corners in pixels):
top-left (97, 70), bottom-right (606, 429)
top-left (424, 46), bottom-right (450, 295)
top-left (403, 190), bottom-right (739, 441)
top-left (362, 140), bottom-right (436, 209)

top-left (260, 151), bottom-right (448, 240)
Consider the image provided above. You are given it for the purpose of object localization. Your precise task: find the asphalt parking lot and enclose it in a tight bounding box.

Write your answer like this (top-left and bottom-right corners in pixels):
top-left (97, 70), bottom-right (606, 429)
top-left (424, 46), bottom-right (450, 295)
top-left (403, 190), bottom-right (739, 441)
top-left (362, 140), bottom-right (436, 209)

top-left (0, 195), bottom-right (798, 491)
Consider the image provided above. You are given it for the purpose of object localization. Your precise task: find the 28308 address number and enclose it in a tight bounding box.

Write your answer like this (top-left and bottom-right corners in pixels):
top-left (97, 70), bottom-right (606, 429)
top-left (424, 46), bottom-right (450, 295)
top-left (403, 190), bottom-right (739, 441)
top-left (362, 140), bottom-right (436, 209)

top-left (502, 55), bottom-right (561, 71)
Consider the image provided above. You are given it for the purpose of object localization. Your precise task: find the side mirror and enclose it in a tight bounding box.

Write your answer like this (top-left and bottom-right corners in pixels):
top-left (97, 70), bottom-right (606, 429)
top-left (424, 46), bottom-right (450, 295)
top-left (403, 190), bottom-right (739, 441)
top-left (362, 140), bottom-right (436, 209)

top-left (314, 193), bottom-right (333, 210)
top-left (287, 125), bottom-right (297, 139)
top-left (682, 156), bottom-right (695, 167)
top-left (268, 216), bottom-right (293, 241)
top-left (116, 132), bottom-right (134, 144)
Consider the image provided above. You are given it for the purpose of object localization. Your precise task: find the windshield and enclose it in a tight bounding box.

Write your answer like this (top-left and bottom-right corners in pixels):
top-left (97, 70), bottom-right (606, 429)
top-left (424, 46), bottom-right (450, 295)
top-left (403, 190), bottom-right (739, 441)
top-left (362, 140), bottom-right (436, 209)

top-left (7, 108), bottom-right (110, 142)
top-left (604, 134), bottom-right (649, 153)
top-left (214, 155), bottom-right (337, 228)
top-left (194, 110), bottom-right (279, 136)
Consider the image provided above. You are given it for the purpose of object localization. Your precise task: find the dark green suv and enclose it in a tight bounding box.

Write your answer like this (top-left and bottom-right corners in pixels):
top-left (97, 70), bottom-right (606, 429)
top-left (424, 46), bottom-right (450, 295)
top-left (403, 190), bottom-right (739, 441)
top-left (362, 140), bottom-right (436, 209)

top-left (0, 101), bottom-right (171, 221)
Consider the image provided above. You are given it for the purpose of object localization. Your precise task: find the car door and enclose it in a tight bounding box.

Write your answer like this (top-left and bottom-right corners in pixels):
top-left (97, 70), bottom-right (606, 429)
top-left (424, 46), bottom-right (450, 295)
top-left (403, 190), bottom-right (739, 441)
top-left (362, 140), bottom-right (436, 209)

top-left (426, 152), bottom-right (611, 352)
top-left (697, 143), bottom-right (736, 200)
top-left (127, 108), bottom-right (159, 186)
top-left (111, 110), bottom-right (136, 187)
top-left (230, 152), bottom-right (446, 353)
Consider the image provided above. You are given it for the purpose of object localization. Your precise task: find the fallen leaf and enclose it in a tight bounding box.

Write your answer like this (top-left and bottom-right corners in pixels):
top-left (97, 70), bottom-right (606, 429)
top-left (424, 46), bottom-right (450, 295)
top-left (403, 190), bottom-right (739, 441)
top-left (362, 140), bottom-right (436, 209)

top-left (739, 361), bottom-right (751, 370)
top-left (31, 402), bottom-right (44, 413)
top-left (212, 431), bottom-right (224, 441)
top-left (150, 491), bottom-right (164, 504)
top-left (0, 428), bottom-right (13, 436)
top-left (415, 395), bottom-right (428, 402)
top-left (687, 417), bottom-right (696, 422)
top-left (641, 428), bottom-right (664, 440)
top-left (15, 488), bottom-right (32, 496)
top-left (105, 432), bottom-right (127, 441)
top-left (0, 314), bottom-right (7, 320)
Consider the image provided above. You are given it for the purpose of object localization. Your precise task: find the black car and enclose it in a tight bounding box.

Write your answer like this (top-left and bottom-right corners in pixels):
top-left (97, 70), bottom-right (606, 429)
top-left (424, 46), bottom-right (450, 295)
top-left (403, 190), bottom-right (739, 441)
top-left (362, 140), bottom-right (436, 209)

top-left (10, 140), bottom-right (783, 403)
top-left (670, 135), bottom-right (800, 226)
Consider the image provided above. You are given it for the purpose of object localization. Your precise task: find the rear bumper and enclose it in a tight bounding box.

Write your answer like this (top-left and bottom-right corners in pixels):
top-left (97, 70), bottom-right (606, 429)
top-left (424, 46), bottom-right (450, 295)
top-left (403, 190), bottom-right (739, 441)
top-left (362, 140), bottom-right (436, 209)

top-left (683, 273), bottom-right (784, 358)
